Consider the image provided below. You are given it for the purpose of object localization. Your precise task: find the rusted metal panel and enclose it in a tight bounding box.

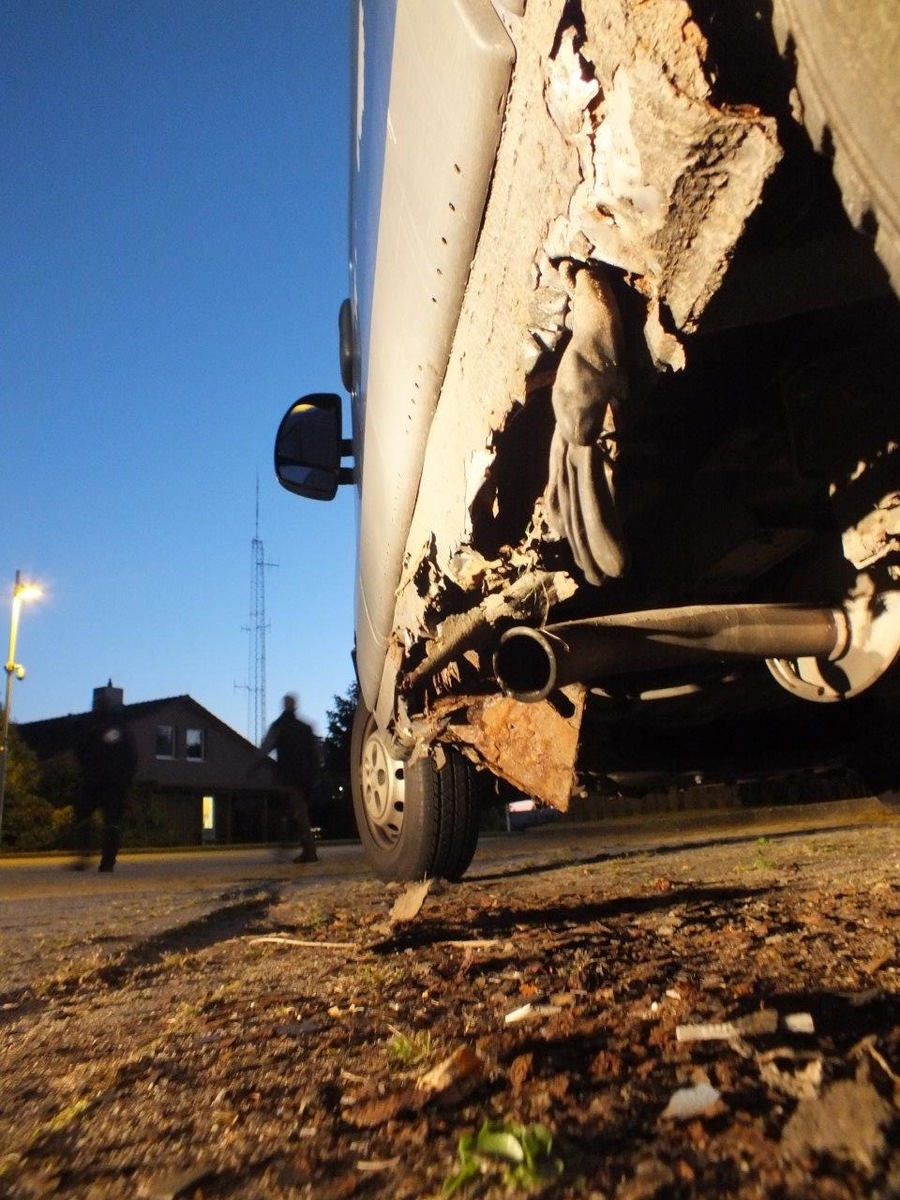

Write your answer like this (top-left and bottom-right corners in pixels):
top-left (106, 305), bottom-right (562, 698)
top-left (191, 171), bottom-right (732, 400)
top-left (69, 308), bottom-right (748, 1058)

top-left (444, 686), bottom-right (587, 811)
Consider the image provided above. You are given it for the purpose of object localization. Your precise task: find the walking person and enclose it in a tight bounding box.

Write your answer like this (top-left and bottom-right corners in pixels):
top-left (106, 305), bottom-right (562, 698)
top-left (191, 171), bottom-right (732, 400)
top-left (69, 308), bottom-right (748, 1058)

top-left (73, 689), bottom-right (138, 872)
top-left (253, 693), bottom-right (320, 863)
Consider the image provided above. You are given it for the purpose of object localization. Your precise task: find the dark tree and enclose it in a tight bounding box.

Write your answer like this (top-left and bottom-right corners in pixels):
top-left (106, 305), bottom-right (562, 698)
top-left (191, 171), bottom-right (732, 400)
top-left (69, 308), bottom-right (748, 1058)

top-left (311, 680), bottom-right (360, 839)
top-left (323, 679), bottom-right (360, 776)
top-left (1, 723), bottom-right (56, 850)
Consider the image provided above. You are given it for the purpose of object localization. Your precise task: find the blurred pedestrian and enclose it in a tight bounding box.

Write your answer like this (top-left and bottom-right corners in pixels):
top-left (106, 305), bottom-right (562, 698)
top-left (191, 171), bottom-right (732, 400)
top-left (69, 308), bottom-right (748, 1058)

top-left (253, 693), bottom-right (320, 863)
top-left (73, 691), bottom-right (138, 872)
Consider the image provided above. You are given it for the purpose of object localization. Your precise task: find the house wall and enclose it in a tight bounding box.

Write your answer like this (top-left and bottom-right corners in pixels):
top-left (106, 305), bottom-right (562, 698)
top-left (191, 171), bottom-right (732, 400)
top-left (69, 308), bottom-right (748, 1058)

top-left (124, 700), bottom-right (282, 846)
top-left (127, 699), bottom-right (273, 791)
top-left (18, 694), bottom-right (294, 848)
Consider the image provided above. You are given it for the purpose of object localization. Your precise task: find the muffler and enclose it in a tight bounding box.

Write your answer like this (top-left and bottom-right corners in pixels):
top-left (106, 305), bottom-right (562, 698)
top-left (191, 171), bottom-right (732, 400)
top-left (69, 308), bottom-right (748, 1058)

top-left (493, 603), bottom-right (847, 703)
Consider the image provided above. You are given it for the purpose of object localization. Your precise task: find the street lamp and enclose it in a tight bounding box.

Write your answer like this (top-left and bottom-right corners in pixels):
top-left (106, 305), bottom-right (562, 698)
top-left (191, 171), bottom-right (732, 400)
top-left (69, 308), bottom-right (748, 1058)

top-left (0, 571), bottom-right (43, 850)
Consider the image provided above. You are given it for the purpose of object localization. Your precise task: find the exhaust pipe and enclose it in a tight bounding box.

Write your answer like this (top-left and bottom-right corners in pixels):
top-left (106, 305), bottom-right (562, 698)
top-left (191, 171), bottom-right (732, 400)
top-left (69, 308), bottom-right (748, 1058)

top-left (493, 603), bottom-right (847, 703)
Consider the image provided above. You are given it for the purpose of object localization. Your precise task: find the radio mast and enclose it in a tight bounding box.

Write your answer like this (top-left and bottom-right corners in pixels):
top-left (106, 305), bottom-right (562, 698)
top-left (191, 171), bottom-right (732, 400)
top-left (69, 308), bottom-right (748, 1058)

top-left (244, 480), bottom-right (277, 744)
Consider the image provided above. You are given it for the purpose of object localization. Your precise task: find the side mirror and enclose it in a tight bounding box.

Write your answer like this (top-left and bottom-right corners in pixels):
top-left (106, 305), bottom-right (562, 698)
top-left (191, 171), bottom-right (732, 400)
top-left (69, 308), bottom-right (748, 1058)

top-left (274, 393), bottom-right (353, 501)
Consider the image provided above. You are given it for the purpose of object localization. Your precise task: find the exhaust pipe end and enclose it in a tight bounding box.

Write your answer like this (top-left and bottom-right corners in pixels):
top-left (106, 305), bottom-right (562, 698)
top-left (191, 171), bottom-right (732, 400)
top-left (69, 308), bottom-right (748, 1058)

top-left (493, 626), bottom-right (560, 703)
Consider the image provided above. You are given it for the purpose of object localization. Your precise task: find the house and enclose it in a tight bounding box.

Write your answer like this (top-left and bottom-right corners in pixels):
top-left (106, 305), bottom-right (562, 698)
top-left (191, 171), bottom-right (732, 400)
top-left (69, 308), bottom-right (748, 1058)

top-left (18, 683), bottom-right (287, 847)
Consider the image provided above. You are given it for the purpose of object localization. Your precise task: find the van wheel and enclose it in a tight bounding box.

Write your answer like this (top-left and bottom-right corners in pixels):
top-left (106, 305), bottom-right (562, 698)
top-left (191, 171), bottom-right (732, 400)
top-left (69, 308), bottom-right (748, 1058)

top-left (350, 701), bottom-right (481, 882)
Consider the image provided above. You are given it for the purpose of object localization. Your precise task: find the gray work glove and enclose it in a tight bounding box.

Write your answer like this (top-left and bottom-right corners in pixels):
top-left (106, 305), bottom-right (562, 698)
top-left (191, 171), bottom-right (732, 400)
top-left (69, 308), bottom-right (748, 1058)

top-left (545, 266), bottom-right (629, 585)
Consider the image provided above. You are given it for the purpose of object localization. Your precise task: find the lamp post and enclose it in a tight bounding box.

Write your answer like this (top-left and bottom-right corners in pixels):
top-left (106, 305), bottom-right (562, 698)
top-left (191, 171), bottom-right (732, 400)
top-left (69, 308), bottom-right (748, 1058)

top-left (0, 571), bottom-right (43, 850)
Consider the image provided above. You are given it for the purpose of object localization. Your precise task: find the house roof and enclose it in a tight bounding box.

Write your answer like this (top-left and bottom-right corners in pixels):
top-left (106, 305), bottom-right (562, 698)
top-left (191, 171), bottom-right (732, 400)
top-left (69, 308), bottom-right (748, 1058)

top-left (17, 695), bottom-right (260, 760)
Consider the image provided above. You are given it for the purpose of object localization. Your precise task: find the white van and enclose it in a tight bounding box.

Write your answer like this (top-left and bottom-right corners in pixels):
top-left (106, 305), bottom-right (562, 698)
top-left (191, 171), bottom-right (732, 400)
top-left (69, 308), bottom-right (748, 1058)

top-left (275, 0), bottom-right (900, 881)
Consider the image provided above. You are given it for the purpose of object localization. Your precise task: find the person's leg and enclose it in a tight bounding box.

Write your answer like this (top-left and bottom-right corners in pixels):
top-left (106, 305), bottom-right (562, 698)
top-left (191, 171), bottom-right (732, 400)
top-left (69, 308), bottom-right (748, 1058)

top-left (290, 787), bottom-right (318, 862)
top-left (98, 789), bottom-right (124, 872)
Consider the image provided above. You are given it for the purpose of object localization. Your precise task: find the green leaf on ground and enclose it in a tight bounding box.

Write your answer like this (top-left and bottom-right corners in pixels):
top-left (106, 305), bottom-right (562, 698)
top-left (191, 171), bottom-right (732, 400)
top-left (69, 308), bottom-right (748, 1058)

top-left (443, 1120), bottom-right (563, 1194)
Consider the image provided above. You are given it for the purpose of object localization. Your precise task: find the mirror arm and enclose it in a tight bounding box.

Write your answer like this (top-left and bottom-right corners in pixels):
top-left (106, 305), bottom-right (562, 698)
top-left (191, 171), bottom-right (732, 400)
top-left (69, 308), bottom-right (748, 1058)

top-left (337, 467), bottom-right (356, 486)
top-left (340, 439), bottom-right (353, 457)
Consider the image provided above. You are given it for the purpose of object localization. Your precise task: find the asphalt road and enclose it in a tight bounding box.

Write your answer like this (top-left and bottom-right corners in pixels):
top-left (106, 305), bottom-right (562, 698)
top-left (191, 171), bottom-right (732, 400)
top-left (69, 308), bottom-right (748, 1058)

top-left (0, 843), bottom-right (369, 901)
top-left (0, 844), bottom-right (369, 997)
top-left (0, 795), bottom-right (892, 998)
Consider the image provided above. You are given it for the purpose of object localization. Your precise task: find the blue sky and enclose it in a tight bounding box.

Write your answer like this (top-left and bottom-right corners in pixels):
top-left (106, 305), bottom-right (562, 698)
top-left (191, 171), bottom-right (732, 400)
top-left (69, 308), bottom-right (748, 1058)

top-left (1, 0), bottom-right (357, 740)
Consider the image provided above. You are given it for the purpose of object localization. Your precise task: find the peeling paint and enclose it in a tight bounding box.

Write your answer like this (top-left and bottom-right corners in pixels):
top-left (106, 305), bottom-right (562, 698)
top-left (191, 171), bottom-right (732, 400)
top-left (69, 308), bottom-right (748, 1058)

top-left (402, 569), bottom-right (576, 696)
top-left (464, 447), bottom-right (497, 541)
top-left (543, 0), bottom-right (782, 361)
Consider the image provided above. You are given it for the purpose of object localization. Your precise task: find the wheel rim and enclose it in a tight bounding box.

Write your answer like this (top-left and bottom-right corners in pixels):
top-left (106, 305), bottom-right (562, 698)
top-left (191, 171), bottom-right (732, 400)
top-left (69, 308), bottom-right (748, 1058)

top-left (359, 719), bottom-right (406, 850)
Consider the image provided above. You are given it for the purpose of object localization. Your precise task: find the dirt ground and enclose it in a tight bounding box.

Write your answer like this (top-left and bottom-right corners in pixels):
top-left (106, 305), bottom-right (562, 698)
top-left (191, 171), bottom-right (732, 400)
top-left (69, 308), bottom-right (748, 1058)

top-left (1, 808), bottom-right (898, 1199)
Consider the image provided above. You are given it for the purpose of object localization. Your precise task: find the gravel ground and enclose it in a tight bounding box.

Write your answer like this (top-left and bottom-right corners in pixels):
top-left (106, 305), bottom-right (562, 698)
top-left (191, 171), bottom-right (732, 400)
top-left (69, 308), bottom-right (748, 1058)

top-left (0, 801), bottom-right (898, 1198)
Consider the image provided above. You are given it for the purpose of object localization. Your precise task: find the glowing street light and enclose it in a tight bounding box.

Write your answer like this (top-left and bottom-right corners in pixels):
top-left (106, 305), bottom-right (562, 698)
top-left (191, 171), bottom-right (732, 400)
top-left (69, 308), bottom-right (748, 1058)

top-left (0, 571), bottom-right (43, 851)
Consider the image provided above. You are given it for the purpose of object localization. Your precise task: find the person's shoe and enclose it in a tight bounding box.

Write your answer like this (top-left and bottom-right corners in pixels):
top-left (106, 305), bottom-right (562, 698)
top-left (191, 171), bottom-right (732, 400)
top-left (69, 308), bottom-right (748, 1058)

top-left (292, 851), bottom-right (319, 864)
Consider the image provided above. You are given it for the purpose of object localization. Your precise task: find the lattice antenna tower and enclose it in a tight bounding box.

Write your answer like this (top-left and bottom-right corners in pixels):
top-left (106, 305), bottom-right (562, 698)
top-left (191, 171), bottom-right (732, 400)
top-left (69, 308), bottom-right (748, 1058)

top-left (245, 480), bottom-right (277, 744)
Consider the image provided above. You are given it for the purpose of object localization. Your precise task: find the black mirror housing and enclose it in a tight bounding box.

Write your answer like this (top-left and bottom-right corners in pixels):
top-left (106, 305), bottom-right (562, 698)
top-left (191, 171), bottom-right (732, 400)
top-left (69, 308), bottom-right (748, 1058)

top-left (274, 393), bottom-right (345, 501)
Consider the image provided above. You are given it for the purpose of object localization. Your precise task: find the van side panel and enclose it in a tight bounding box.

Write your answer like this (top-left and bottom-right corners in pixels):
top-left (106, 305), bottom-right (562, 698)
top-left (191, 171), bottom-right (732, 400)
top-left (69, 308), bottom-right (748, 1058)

top-left (351, 0), bottom-right (514, 715)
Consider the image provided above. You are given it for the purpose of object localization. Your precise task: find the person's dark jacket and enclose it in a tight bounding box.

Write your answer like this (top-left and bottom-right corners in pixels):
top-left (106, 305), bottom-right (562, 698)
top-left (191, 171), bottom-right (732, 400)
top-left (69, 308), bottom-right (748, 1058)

top-left (258, 711), bottom-right (319, 788)
top-left (76, 717), bottom-right (138, 791)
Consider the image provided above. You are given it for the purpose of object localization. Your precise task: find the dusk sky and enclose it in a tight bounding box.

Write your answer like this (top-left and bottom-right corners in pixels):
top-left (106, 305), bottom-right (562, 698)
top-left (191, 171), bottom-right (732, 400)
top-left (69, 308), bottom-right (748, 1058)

top-left (2, 1), bottom-right (358, 741)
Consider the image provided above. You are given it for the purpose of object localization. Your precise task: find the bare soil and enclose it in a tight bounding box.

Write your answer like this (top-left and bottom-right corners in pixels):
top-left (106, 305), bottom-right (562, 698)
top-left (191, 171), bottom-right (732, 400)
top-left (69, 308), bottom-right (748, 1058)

top-left (1, 811), bottom-right (899, 1199)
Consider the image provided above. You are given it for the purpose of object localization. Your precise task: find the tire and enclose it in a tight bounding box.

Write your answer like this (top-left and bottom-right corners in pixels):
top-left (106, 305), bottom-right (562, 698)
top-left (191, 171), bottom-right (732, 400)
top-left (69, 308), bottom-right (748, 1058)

top-left (772, 0), bottom-right (900, 293)
top-left (350, 701), bottom-right (482, 882)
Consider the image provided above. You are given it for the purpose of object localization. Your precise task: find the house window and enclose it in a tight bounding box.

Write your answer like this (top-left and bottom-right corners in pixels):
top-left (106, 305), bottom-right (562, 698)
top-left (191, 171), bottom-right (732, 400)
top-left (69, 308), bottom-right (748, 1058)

top-left (186, 728), bottom-right (206, 762)
top-left (156, 725), bottom-right (176, 759)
